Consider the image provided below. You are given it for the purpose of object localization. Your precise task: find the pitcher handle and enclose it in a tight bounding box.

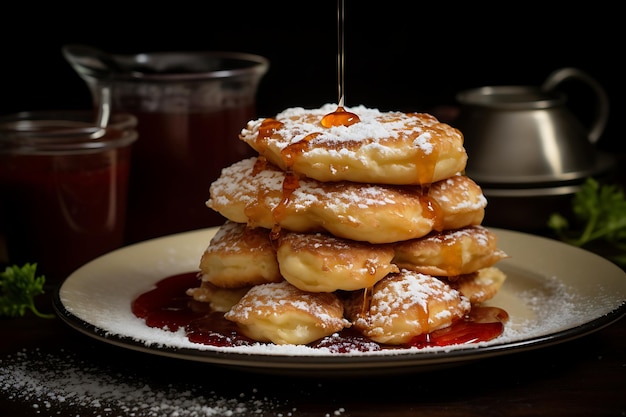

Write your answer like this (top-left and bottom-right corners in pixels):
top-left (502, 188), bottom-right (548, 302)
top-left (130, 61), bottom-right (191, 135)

top-left (542, 67), bottom-right (609, 144)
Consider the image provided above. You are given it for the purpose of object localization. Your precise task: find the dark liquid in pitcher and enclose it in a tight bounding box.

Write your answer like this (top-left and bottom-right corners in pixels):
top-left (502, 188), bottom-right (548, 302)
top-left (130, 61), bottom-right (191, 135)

top-left (124, 106), bottom-right (256, 244)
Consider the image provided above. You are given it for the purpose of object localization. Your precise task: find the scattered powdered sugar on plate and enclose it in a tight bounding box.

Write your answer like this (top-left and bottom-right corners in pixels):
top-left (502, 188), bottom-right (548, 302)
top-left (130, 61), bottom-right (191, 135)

top-left (483, 274), bottom-right (579, 344)
top-left (515, 275), bottom-right (578, 327)
top-left (60, 268), bottom-right (605, 358)
top-left (0, 348), bottom-right (295, 417)
top-left (56, 227), bottom-right (626, 364)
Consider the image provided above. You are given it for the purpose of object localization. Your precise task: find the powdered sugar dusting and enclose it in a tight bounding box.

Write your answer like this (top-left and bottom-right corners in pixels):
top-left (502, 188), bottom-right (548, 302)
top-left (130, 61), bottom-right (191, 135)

top-left (225, 281), bottom-right (350, 330)
top-left (245, 104), bottom-right (437, 148)
top-left (435, 175), bottom-right (487, 211)
top-left (237, 103), bottom-right (467, 186)
top-left (210, 157), bottom-right (412, 212)
top-left (87, 271), bottom-right (598, 357)
top-left (413, 132), bottom-right (434, 154)
top-left (0, 349), bottom-right (287, 416)
top-left (351, 270), bottom-right (471, 342)
top-left (367, 271), bottom-right (466, 325)
top-left (508, 275), bottom-right (580, 330)
top-left (427, 226), bottom-right (491, 247)
top-left (207, 157), bottom-right (486, 244)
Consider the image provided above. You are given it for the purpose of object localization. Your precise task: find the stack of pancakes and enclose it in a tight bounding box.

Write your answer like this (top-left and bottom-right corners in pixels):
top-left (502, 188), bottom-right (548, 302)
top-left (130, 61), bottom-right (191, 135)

top-left (187, 103), bottom-right (508, 346)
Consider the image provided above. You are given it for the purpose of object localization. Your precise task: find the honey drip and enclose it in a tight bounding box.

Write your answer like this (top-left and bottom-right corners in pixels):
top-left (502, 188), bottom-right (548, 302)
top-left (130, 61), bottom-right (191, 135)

top-left (269, 170), bottom-right (300, 241)
top-left (418, 190), bottom-right (445, 232)
top-left (320, 0), bottom-right (361, 129)
top-left (251, 156), bottom-right (268, 174)
top-left (410, 119), bottom-right (439, 185)
top-left (336, 0), bottom-right (345, 107)
top-left (360, 286), bottom-right (373, 317)
top-left (321, 106), bottom-right (361, 127)
top-left (439, 241), bottom-right (465, 276)
top-left (280, 132), bottom-right (322, 168)
top-left (256, 118), bottom-right (284, 152)
top-left (421, 196), bottom-right (444, 231)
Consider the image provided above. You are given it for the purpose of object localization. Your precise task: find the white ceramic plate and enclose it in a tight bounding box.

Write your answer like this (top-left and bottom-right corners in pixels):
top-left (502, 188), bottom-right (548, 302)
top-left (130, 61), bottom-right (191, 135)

top-left (54, 227), bottom-right (626, 375)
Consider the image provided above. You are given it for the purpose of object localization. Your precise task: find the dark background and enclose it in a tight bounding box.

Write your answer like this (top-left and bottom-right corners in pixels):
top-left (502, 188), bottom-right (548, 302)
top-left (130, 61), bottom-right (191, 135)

top-left (1, 2), bottom-right (622, 152)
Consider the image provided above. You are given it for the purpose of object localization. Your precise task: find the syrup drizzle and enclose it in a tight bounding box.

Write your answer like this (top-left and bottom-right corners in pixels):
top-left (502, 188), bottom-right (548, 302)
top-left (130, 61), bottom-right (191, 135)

top-left (419, 193), bottom-right (445, 232)
top-left (280, 132), bottom-right (322, 168)
top-left (321, 106), bottom-right (360, 127)
top-left (269, 169), bottom-right (300, 241)
top-left (255, 118), bottom-right (284, 153)
top-left (336, 0), bottom-right (346, 108)
top-left (321, 0), bottom-right (361, 128)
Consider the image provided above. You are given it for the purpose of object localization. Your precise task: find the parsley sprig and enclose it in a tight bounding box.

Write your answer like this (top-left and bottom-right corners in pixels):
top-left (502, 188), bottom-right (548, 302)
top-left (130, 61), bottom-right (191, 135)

top-left (548, 177), bottom-right (626, 267)
top-left (0, 263), bottom-right (55, 319)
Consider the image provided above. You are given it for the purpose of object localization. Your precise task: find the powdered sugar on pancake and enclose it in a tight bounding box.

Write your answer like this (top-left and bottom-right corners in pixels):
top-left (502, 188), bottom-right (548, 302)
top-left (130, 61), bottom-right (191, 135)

top-left (226, 281), bottom-right (348, 329)
top-left (348, 270), bottom-right (471, 344)
top-left (207, 157), bottom-right (486, 243)
top-left (433, 175), bottom-right (488, 211)
top-left (264, 104), bottom-right (433, 150)
top-left (239, 104), bottom-right (467, 185)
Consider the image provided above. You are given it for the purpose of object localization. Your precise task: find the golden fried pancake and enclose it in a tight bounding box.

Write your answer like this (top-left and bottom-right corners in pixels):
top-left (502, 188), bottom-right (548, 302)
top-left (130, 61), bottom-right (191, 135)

top-left (186, 281), bottom-right (250, 312)
top-left (191, 222), bottom-right (505, 296)
top-left (447, 266), bottom-right (507, 304)
top-left (224, 281), bottom-right (351, 345)
top-left (344, 269), bottom-right (471, 345)
top-left (207, 157), bottom-right (486, 244)
top-left (428, 174), bottom-right (487, 230)
top-left (276, 231), bottom-right (399, 292)
top-left (239, 104), bottom-right (467, 185)
top-left (393, 226), bottom-right (508, 276)
top-left (198, 220), bottom-right (281, 288)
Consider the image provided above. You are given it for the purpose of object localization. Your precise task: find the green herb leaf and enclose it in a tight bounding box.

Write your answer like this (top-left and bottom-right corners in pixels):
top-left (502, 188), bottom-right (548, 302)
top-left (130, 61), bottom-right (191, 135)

top-left (0, 263), bottom-right (55, 319)
top-left (548, 177), bottom-right (626, 268)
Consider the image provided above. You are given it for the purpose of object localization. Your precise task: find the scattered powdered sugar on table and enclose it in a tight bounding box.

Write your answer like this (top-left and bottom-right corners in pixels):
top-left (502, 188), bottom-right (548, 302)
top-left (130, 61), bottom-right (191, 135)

top-left (0, 348), bottom-right (296, 417)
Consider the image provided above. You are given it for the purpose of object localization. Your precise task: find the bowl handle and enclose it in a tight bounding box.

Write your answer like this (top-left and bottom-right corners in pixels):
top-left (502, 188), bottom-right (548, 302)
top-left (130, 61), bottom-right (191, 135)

top-left (542, 67), bottom-right (609, 144)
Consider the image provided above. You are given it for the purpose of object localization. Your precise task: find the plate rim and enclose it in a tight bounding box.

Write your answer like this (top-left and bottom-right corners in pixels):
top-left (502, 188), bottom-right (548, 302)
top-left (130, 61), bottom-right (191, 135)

top-left (52, 291), bottom-right (625, 370)
top-left (52, 227), bottom-right (626, 374)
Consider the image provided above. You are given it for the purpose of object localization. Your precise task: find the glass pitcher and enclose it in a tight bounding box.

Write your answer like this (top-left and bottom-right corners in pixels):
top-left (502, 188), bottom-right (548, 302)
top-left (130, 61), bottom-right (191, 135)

top-left (63, 45), bottom-right (269, 243)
